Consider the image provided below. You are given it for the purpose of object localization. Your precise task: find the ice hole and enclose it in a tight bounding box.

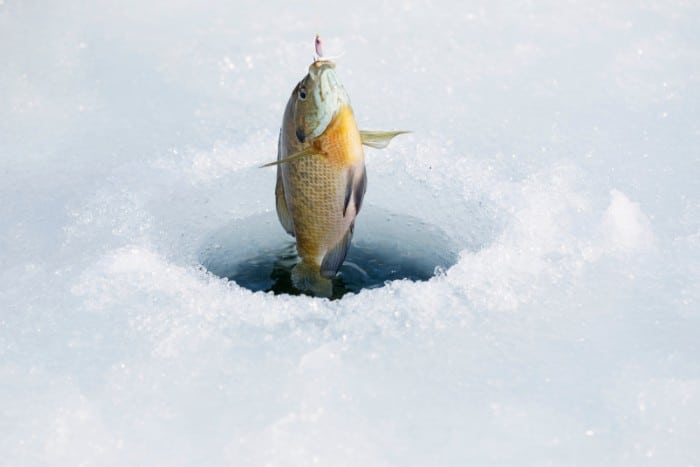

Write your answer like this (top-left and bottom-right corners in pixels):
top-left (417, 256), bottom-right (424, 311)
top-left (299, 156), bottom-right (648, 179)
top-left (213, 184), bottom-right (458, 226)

top-left (199, 205), bottom-right (459, 299)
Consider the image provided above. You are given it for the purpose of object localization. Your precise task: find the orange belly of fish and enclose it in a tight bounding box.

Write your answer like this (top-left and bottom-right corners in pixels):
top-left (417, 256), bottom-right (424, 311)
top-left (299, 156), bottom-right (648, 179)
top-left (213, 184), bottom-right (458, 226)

top-left (288, 105), bottom-right (363, 264)
top-left (313, 105), bottom-right (363, 167)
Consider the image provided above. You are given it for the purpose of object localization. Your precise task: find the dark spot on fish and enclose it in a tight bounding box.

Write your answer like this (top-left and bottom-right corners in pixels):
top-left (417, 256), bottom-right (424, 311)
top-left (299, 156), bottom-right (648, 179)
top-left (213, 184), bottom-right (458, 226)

top-left (343, 169), bottom-right (354, 217)
top-left (354, 169), bottom-right (367, 214)
top-left (296, 128), bottom-right (305, 143)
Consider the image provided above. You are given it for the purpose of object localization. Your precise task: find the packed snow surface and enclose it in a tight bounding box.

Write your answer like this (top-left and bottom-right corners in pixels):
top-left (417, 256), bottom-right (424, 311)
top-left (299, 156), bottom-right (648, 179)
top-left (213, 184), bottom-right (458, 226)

top-left (1, 0), bottom-right (699, 465)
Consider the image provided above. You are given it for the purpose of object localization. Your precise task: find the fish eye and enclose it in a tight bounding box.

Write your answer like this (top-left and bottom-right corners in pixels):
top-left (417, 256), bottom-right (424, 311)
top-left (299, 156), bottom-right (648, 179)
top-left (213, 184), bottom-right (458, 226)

top-left (298, 88), bottom-right (307, 100)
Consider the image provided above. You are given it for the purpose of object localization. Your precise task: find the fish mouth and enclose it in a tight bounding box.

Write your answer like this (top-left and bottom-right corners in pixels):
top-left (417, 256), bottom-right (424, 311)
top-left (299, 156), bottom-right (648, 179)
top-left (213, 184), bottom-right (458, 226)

top-left (311, 59), bottom-right (336, 71)
top-left (308, 61), bottom-right (339, 98)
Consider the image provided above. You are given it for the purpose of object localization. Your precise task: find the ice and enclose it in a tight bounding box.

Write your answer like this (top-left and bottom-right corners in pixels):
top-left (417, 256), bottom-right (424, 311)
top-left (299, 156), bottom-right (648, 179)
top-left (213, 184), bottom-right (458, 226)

top-left (199, 206), bottom-right (459, 298)
top-left (603, 190), bottom-right (655, 254)
top-left (1, 0), bottom-right (699, 465)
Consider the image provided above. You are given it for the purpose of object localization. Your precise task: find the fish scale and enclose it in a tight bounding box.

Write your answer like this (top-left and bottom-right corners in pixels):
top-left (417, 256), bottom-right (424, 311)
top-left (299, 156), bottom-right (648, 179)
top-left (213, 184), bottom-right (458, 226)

top-left (283, 105), bottom-right (362, 264)
top-left (269, 54), bottom-right (405, 297)
top-left (287, 158), bottom-right (343, 262)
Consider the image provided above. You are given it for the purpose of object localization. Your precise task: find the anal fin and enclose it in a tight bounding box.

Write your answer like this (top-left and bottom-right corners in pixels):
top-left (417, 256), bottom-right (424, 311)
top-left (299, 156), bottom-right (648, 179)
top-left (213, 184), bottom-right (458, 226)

top-left (275, 171), bottom-right (294, 236)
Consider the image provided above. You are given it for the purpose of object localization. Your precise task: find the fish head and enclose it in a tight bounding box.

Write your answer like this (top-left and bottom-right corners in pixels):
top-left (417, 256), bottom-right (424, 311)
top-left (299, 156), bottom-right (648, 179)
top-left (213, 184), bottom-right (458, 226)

top-left (291, 60), bottom-right (350, 144)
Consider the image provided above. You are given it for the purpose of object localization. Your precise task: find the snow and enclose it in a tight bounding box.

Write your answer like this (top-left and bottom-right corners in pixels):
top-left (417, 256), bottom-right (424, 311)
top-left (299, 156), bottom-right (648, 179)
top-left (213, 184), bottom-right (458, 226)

top-left (1, 0), bottom-right (699, 465)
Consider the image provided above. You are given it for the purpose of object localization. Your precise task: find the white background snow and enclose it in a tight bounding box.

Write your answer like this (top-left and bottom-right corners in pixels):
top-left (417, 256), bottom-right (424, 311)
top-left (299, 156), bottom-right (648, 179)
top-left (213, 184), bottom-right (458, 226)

top-left (1, 0), bottom-right (699, 465)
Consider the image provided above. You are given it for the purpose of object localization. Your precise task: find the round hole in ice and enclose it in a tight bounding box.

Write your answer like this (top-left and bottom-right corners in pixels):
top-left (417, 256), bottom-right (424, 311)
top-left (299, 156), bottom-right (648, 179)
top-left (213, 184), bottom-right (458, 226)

top-left (199, 205), bottom-right (459, 299)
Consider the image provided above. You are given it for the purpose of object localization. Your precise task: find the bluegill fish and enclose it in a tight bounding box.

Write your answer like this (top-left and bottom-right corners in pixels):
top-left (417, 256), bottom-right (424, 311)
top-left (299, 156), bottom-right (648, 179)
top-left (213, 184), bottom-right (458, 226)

top-left (263, 47), bottom-right (406, 297)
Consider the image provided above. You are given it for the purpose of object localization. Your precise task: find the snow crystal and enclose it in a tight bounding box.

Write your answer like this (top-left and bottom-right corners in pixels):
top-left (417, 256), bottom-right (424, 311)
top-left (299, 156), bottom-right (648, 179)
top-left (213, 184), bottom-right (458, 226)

top-left (1, 0), bottom-right (699, 465)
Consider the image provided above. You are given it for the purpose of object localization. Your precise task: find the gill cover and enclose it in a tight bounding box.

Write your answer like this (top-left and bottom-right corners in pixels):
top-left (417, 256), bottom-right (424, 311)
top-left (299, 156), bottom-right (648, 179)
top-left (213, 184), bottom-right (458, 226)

top-left (292, 60), bottom-right (349, 143)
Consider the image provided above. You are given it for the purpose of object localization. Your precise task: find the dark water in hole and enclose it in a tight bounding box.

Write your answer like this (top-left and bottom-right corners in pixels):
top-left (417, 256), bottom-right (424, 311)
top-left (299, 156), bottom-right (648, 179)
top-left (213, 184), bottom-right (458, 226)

top-left (199, 205), bottom-right (458, 299)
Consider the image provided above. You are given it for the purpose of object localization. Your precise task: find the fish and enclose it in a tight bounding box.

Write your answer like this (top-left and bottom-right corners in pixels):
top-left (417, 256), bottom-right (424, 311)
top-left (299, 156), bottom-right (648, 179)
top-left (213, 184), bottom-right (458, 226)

top-left (263, 46), bottom-right (407, 297)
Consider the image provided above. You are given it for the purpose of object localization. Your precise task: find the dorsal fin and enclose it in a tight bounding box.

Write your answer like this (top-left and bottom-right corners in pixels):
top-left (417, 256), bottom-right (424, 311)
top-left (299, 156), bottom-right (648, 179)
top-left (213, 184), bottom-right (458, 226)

top-left (354, 168), bottom-right (367, 214)
top-left (320, 224), bottom-right (354, 278)
top-left (343, 168), bottom-right (355, 217)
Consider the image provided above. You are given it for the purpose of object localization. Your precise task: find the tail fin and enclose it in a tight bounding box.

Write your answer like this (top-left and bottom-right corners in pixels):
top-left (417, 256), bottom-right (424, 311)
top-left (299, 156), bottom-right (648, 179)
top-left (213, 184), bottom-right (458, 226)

top-left (291, 262), bottom-right (333, 298)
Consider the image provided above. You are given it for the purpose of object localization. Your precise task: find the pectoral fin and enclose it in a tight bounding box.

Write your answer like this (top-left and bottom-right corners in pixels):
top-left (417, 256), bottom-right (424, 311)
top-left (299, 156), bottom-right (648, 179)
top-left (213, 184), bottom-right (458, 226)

top-left (260, 147), bottom-right (320, 168)
top-left (359, 130), bottom-right (410, 149)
